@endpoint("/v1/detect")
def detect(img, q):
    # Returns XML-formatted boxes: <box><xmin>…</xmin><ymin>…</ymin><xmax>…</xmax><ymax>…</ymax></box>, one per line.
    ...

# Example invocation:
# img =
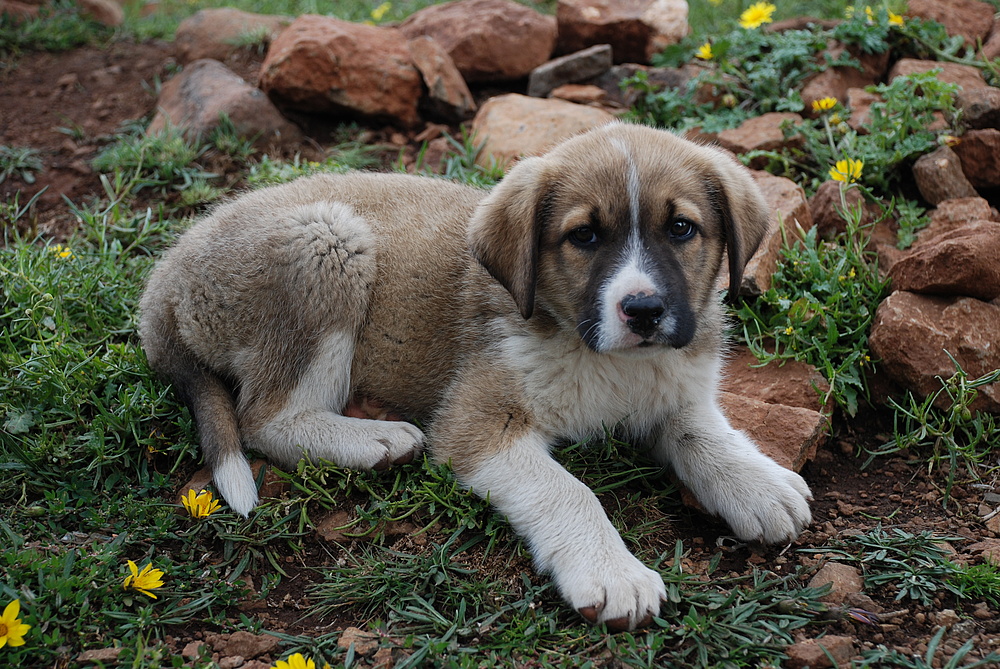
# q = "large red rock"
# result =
<box><xmin>888</xmin><ymin>58</ymin><xmax>989</xmax><ymax>92</ymax></box>
<box><xmin>952</xmin><ymin>128</ymin><xmax>1000</xmax><ymax>188</ymax></box>
<box><xmin>470</xmin><ymin>94</ymin><xmax>614</xmax><ymax>168</ymax></box>
<box><xmin>407</xmin><ymin>36</ymin><xmax>476</xmax><ymax>122</ymax></box>
<box><xmin>555</xmin><ymin>0</ymin><xmax>690</xmax><ymax>63</ymax></box>
<box><xmin>718</xmin><ymin>392</ymin><xmax>827</xmax><ymax>472</ymax></box>
<box><xmin>912</xmin><ymin>144</ymin><xmax>978</xmax><ymax>205</ymax></box>
<box><xmin>400</xmin><ymin>0</ymin><xmax>556</xmax><ymax>83</ymax></box>
<box><xmin>906</xmin><ymin>0</ymin><xmax>995</xmax><ymax>47</ymax></box>
<box><xmin>721</xmin><ymin>346</ymin><xmax>831</xmax><ymax>415</ymax></box>
<box><xmin>869</xmin><ymin>291</ymin><xmax>1000</xmax><ymax>412</ymax></box>
<box><xmin>889</xmin><ymin>221</ymin><xmax>1000</xmax><ymax>301</ymax></box>
<box><xmin>175</xmin><ymin>8</ymin><xmax>289</xmax><ymax>64</ymax></box>
<box><xmin>148</xmin><ymin>59</ymin><xmax>302</xmax><ymax>148</ymax></box>
<box><xmin>716</xmin><ymin>112</ymin><xmax>803</xmax><ymax>158</ymax></box>
<box><xmin>260</xmin><ymin>15</ymin><xmax>422</xmax><ymax>126</ymax></box>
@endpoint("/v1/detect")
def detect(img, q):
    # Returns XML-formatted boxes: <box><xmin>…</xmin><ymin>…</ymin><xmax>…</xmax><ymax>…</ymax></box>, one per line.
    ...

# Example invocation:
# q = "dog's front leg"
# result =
<box><xmin>464</xmin><ymin>431</ymin><xmax>666</xmax><ymax>630</ymax></box>
<box><xmin>653</xmin><ymin>400</ymin><xmax>812</xmax><ymax>544</ymax></box>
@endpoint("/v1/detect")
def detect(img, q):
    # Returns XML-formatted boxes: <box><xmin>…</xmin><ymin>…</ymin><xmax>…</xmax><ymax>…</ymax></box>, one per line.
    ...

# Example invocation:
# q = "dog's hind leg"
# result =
<box><xmin>241</xmin><ymin>329</ymin><xmax>425</xmax><ymax>471</ymax></box>
<box><xmin>233</xmin><ymin>201</ymin><xmax>424</xmax><ymax>476</ymax></box>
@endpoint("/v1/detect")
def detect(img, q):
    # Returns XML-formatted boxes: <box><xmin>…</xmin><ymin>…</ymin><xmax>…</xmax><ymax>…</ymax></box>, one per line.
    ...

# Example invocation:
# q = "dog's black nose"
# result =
<box><xmin>621</xmin><ymin>293</ymin><xmax>665</xmax><ymax>336</ymax></box>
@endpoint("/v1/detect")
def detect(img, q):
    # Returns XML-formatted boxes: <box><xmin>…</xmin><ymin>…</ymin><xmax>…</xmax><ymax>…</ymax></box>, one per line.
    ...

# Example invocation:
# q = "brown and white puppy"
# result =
<box><xmin>140</xmin><ymin>123</ymin><xmax>812</xmax><ymax>630</ymax></box>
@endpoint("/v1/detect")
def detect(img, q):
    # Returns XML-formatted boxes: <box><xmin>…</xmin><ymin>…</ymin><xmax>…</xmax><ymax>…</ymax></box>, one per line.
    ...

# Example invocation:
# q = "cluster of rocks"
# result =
<box><xmin>1</xmin><ymin>0</ymin><xmax>126</xmax><ymax>25</ymax></box>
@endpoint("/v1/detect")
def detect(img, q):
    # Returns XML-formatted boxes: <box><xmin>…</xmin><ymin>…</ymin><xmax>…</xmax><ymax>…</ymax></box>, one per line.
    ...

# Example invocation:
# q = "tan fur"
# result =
<box><xmin>140</xmin><ymin>123</ymin><xmax>809</xmax><ymax>630</ymax></box>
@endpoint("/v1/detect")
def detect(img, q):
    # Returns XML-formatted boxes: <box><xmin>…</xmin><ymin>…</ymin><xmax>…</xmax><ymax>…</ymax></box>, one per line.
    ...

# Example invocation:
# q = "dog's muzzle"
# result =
<box><xmin>620</xmin><ymin>292</ymin><xmax>665</xmax><ymax>338</ymax></box>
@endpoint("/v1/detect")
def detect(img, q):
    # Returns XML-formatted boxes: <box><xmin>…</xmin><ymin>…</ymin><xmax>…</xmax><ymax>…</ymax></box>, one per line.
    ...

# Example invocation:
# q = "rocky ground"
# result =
<box><xmin>3</xmin><ymin>1</ymin><xmax>1000</xmax><ymax>666</ymax></box>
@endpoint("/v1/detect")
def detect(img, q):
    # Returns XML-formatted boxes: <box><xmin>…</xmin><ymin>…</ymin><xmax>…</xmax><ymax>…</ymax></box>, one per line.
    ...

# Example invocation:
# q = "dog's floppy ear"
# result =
<box><xmin>708</xmin><ymin>152</ymin><xmax>772</xmax><ymax>302</ymax></box>
<box><xmin>468</xmin><ymin>157</ymin><xmax>551</xmax><ymax>319</ymax></box>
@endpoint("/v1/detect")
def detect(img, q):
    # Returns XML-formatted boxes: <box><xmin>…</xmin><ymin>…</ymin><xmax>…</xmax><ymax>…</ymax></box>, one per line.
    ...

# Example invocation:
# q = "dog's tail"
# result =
<box><xmin>140</xmin><ymin>310</ymin><xmax>258</xmax><ymax>517</ymax></box>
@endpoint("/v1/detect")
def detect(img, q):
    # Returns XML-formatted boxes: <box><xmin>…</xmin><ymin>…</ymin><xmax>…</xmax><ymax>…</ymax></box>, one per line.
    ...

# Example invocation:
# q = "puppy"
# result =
<box><xmin>140</xmin><ymin>123</ymin><xmax>812</xmax><ymax>630</ymax></box>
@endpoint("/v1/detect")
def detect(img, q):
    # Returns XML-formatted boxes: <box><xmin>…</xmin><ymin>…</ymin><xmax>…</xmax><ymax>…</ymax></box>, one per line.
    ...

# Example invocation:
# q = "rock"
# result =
<box><xmin>808</xmin><ymin>562</ymin><xmax>864</xmax><ymax>604</ymax></box>
<box><xmin>76</xmin><ymin>648</ymin><xmax>124</xmax><ymax>663</ymax></box>
<box><xmin>400</xmin><ymin>0</ymin><xmax>556</xmax><ymax>83</ymax></box>
<box><xmin>77</xmin><ymin>0</ymin><xmax>123</xmax><ymax>26</ymax></box>
<box><xmin>470</xmin><ymin>94</ymin><xmax>614</xmax><ymax>168</ymax></box>
<box><xmin>801</xmin><ymin>47</ymin><xmax>889</xmax><ymax>111</ymax></box>
<box><xmin>889</xmin><ymin>221</ymin><xmax>1000</xmax><ymax>300</ymax></box>
<box><xmin>556</xmin><ymin>0</ymin><xmax>689</xmax><ymax>64</ymax></box>
<box><xmin>924</xmin><ymin>197</ymin><xmax>999</xmax><ymax>244</ymax></box>
<box><xmin>721</xmin><ymin>347</ymin><xmax>831</xmax><ymax>415</ymax></box>
<box><xmin>528</xmin><ymin>44</ymin><xmax>614</xmax><ymax>98</ymax></box>
<box><xmin>182</xmin><ymin>641</ymin><xmax>206</xmax><ymax>659</ymax></box>
<box><xmin>550</xmin><ymin>84</ymin><xmax>610</xmax><ymax>105</ymax></box>
<box><xmin>906</xmin><ymin>0</ymin><xmax>995</xmax><ymax>48</ymax></box>
<box><xmin>981</xmin><ymin>18</ymin><xmax>1000</xmax><ymax>61</ymax></box>
<box><xmin>808</xmin><ymin>180</ymin><xmax>882</xmax><ymax>239</ymax></box>
<box><xmin>224</xmin><ymin>631</ymin><xmax>280</xmax><ymax>659</ymax></box>
<box><xmin>407</xmin><ymin>36</ymin><xmax>476</xmax><ymax>122</ymax></box>
<box><xmin>338</xmin><ymin>627</ymin><xmax>379</xmax><ymax>656</ymax></box>
<box><xmin>0</xmin><ymin>0</ymin><xmax>40</xmax><ymax>20</ymax></box>
<box><xmin>889</xmin><ymin>58</ymin><xmax>989</xmax><ymax>92</ymax></box>
<box><xmin>219</xmin><ymin>657</ymin><xmax>245</xmax><ymax>669</ymax></box>
<box><xmin>957</xmin><ymin>87</ymin><xmax>1000</xmax><ymax>130</ymax></box>
<box><xmin>846</xmin><ymin>87</ymin><xmax>880</xmax><ymax>132</ymax></box>
<box><xmin>869</xmin><ymin>291</ymin><xmax>1000</xmax><ymax>412</ymax></box>
<box><xmin>260</xmin><ymin>15</ymin><xmax>422</xmax><ymax>126</ymax></box>
<box><xmin>715</xmin><ymin>112</ymin><xmax>803</xmax><ymax>158</ymax></box>
<box><xmin>733</xmin><ymin>171</ymin><xmax>813</xmax><ymax>295</ymax></box>
<box><xmin>315</xmin><ymin>510</ymin><xmax>354</xmax><ymax>543</ymax></box>
<box><xmin>590</xmin><ymin>63</ymin><xmax>691</xmax><ymax>108</ymax></box>
<box><xmin>248</xmin><ymin>459</ymin><xmax>291</xmax><ymax>499</ymax></box>
<box><xmin>148</xmin><ymin>59</ymin><xmax>303</xmax><ymax>148</ymax></box>
<box><xmin>952</xmin><ymin>128</ymin><xmax>1000</xmax><ymax>188</ymax></box>
<box><xmin>967</xmin><ymin>538</ymin><xmax>1000</xmax><ymax>565</ymax></box>
<box><xmin>175</xmin><ymin>8</ymin><xmax>289</xmax><ymax>64</ymax></box>
<box><xmin>718</xmin><ymin>392</ymin><xmax>827</xmax><ymax>472</ymax></box>
<box><xmin>912</xmin><ymin>145</ymin><xmax>979</xmax><ymax>205</ymax></box>
<box><xmin>784</xmin><ymin>636</ymin><xmax>857</xmax><ymax>669</ymax></box>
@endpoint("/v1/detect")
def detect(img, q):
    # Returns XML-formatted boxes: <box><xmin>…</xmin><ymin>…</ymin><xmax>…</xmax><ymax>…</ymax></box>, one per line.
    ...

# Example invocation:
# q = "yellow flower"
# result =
<box><xmin>829</xmin><ymin>158</ymin><xmax>864</xmax><ymax>183</ymax></box>
<box><xmin>273</xmin><ymin>653</ymin><xmax>317</xmax><ymax>669</ymax></box>
<box><xmin>181</xmin><ymin>489</ymin><xmax>221</xmax><ymax>518</ymax></box>
<box><xmin>811</xmin><ymin>97</ymin><xmax>837</xmax><ymax>112</ymax></box>
<box><xmin>370</xmin><ymin>2</ymin><xmax>391</xmax><ymax>22</ymax></box>
<box><xmin>0</xmin><ymin>600</ymin><xmax>30</xmax><ymax>649</ymax></box>
<box><xmin>865</xmin><ymin>5</ymin><xmax>874</xmax><ymax>22</ymax></box>
<box><xmin>696</xmin><ymin>42</ymin><xmax>713</xmax><ymax>60</ymax></box>
<box><xmin>783</xmin><ymin>326</ymin><xmax>794</xmax><ymax>336</ymax></box>
<box><xmin>888</xmin><ymin>11</ymin><xmax>904</xmax><ymax>26</ymax></box>
<box><xmin>50</xmin><ymin>244</ymin><xmax>73</xmax><ymax>259</ymax></box>
<box><xmin>123</xmin><ymin>560</ymin><xmax>165</xmax><ymax>599</ymax></box>
<box><xmin>739</xmin><ymin>2</ymin><xmax>776</xmax><ymax>29</ymax></box>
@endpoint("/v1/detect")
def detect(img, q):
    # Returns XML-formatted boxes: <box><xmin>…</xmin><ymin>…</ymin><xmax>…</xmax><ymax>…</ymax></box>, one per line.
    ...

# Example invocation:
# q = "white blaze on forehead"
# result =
<box><xmin>611</xmin><ymin>137</ymin><xmax>642</xmax><ymax>234</ymax></box>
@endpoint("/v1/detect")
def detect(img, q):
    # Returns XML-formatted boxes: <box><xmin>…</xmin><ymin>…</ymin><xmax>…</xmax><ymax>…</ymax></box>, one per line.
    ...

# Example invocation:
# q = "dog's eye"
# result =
<box><xmin>567</xmin><ymin>226</ymin><xmax>599</xmax><ymax>248</ymax></box>
<box><xmin>668</xmin><ymin>218</ymin><xmax>697</xmax><ymax>242</ymax></box>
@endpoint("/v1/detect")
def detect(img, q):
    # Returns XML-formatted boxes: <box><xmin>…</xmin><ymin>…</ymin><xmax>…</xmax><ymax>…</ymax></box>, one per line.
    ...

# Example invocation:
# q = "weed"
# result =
<box><xmin>857</xmin><ymin>625</ymin><xmax>1000</xmax><ymax>668</ymax></box>
<box><xmin>735</xmin><ymin>186</ymin><xmax>890</xmax><ymax>415</ymax></box>
<box><xmin>0</xmin><ymin>145</ymin><xmax>44</xmax><ymax>184</ymax></box>
<box><xmin>0</xmin><ymin>0</ymin><xmax>109</xmax><ymax>60</ymax></box>
<box><xmin>863</xmin><ymin>361</ymin><xmax>1000</xmax><ymax>504</ymax></box>
<box><xmin>92</xmin><ymin>125</ymin><xmax>216</xmax><ymax>194</ymax></box>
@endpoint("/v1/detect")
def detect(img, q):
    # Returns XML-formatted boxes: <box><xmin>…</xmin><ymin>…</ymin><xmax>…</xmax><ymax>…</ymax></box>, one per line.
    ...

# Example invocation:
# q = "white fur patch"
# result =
<box><xmin>465</xmin><ymin>431</ymin><xmax>665</xmax><ymax>628</ymax></box>
<box><xmin>214</xmin><ymin>451</ymin><xmax>258</xmax><ymax>517</ymax></box>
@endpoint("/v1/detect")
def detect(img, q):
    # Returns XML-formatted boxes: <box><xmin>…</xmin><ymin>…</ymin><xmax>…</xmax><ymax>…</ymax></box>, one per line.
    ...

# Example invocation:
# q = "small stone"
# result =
<box><xmin>936</xmin><ymin>609</ymin><xmax>961</xmax><ymax>626</ymax></box>
<box><xmin>889</xmin><ymin>221</ymin><xmax>1000</xmax><ymax>300</ymax></box>
<box><xmin>528</xmin><ymin>44</ymin><xmax>614</xmax><ymax>98</ymax></box>
<box><xmin>785</xmin><ymin>636</ymin><xmax>857</xmax><ymax>669</ymax></box>
<box><xmin>76</xmin><ymin>648</ymin><xmax>124</xmax><ymax>663</ymax></box>
<box><xmin>174</xmin><ymin>8</ymin><xmax>288</xmax><ymax>64</ymax></box>
<box><xmin>808</xmin><ymin>562</ymin><xmax>864</xmax><ymax>604</ymax></box>
<box><xmin>182</xmin><ymin>641</ymin><xmax>206</xmax><ymax>659</ymax></box>
<box><xmin>77</xmin><ymin>0</ymin><xmax>123</xmax><ymax>26</ymax></box>
<box><xmin>338</xmin><ymin>627</ymin><xmax>379</xmax><ymax>656</ymax></box>
<box><xmin>549</xmin><ymin>84</ymin><xmax>609</xmax><ymax>105</ymax></box>
<box><xmin>912</xmin><ymin>145</ymin><xmax>978</xmax><ymax>205</ymax></box>
<box><xmin>224</xmin><ymin>632</ymin><xmax>280</xmax><ymax>659</ymax></box>
<box><xmin>219</xmin><ymin>656</ymin><xmax>245</xmax><ymax>669</ymax></box>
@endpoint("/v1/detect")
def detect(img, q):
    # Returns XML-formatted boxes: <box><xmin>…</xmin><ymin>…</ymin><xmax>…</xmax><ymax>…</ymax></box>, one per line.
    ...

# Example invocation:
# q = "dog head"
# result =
<box><xmin>468</xmin><ymin>122</ymin><xmax>770</xmax><ymax>355</ymax></box>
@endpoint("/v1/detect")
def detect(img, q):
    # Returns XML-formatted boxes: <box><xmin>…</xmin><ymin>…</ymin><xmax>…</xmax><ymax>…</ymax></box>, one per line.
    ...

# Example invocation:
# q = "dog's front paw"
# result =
<box><xmin>710</xmin><ymin>457</ymin><xmax>812</xmax><ymax>544</ymax></box>
<box><xmin>368</xmin><ymin>421</ymin><xmax>425</xmax><ymax>469</ymax></box>
<box><xmin>554</xmin><ymin>551</ymin><xmax>666</xmax><ymax>631</ymax></box>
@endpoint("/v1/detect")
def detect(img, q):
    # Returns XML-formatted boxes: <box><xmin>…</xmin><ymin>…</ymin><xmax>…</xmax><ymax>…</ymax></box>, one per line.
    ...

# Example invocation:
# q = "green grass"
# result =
<box><xmin>4</xmin><ymin>0</ymin><xmax>1000</xmax><ymax>666</ymax></box>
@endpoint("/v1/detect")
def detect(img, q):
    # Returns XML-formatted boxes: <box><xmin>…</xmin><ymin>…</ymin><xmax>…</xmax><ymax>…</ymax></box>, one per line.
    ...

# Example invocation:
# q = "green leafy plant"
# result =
<box><xmin>863</xmin><ymin>361</ymin><xmax>1000</xmax><ymax>504</ymax></box>
<box><xmin>735</xmin><ymin>187</ymin><xmax>890</xmax><ymax>415</ymax></box>
<box><xmin>0</xmin><ymin>145</ymin><xmax>43</xmax><ymax>184</ymax></box>
<box><xmin>91</xmin><ymin>125</ymin><xmax>216</xmax><ymax>194</ymax></box>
